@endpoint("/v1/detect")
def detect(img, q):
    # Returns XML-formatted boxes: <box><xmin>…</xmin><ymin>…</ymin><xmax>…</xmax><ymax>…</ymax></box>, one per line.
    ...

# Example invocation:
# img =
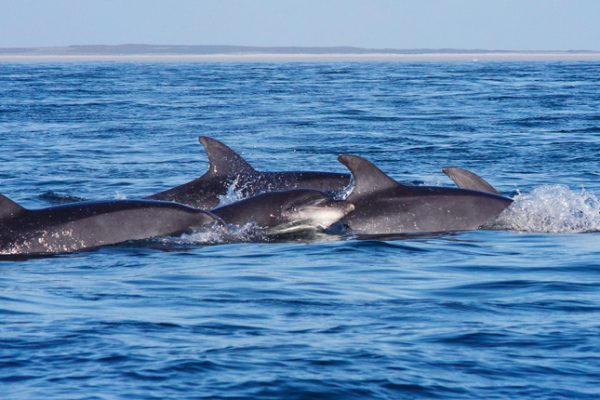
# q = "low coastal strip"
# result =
<box><xmin>1</xmin><ymin>45</ymin><xmax>600</xmax><ymax>62</ymax></box>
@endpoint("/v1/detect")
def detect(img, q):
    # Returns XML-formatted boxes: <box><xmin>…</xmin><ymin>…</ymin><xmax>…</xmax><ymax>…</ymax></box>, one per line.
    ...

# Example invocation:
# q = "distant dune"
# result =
<box><xmin>1</xmin><ymin>45</ymin><xmax>599</xmax><ymax>62</ymax></box>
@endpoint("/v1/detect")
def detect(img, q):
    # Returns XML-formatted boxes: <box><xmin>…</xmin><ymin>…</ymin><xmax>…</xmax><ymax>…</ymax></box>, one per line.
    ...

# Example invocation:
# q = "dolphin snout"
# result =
<box><xmin>341</xmin><ymin>202</ymin><xmax>355</xmax><ymax>215</ymax></box>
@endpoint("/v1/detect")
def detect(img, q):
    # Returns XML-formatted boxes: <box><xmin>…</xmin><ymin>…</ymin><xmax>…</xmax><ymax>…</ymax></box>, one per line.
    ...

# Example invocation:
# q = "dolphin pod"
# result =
<box><xmin>1</xmin><ymin>136</ymin><xmax>513</xmax><ymax>256</ymax></box>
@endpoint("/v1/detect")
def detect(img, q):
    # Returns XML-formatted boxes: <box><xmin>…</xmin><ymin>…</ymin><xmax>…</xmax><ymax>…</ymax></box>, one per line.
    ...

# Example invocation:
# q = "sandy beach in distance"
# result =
<box><xmin>1</xmin><ymin>52</ymin><xmax>600</xmax><ymax>62</ymax></box>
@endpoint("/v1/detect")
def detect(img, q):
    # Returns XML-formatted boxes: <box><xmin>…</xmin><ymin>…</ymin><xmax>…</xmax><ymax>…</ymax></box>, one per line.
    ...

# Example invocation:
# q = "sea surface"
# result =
<box><xmin>1</xmin><ymin>62</ymin><xmax>599</xmax><ymax>399</ymax></box>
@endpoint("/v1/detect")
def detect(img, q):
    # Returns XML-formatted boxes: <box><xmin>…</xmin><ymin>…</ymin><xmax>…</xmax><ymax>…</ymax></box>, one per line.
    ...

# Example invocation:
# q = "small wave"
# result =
<box><xmin>154</xmin><ymin>221</ymin><xmax>342</xmax><ymax>247</ymax></box>
<box><xmin>38</xmin><ymin>191</ymin><xmax>86</xmax><ymax>204</ymax></box>
<box><xmin>557</xmin><ymin>126</ymin><xmax>600</xmax><ymax>134</ymax></box>
<box><xmin>152</xmin><ymin>223</ymin><xmax>246</xmax><ymax>246</ymax></box>
<box><xmin>113</xmin><ymin>192</ymin><xmax>128</xmax><ymax>200</ymax></box>
<box><xmin>494</xmin><ymin>185</ymin><xmax>600</xmax><ymax>233</ymax></box>
<box><xmin>155</xmin><ymin>222</ymin><xmax>286</xmax><ymax>246</ymax></box>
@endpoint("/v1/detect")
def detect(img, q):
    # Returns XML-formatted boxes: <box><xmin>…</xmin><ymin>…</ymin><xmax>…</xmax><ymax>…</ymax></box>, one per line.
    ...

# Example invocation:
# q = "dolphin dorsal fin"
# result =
<box><xmin>338</xmin><ymin>155</ymin><xmax>402</xmax><ymax>200</ymax></box>
<box><xmin>0</xmin><ymin>193</ymin><xmax>26</xmax><ymax>219</ymax></box>
<box><xmin>442</xmin><ymin>167</ymin><xmax>499</xmax><ymax>195</ymax></box>
<box><xmin>199</xmin><ymin>136</ymin><xmax>256</xmax><ymax>177</ymax></box>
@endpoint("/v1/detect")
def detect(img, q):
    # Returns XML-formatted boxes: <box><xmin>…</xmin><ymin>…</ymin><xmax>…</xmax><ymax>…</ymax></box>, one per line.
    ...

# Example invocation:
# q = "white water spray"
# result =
<box><xmin>216</xmin><ymin>176</ymin><xmax>246</xmax><ymax>207</ymax></box>
<box><xmin>494</xmin><ymin>185</ymin><xmax>600</xmax><ymax>233</ymax></box>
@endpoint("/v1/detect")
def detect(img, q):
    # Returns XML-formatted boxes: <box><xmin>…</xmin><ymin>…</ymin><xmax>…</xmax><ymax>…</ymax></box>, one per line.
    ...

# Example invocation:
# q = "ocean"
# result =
<box><xmin>1</xmin><ymin>61</ymin><xmax>599</xmax><ymax>399</ymax></box>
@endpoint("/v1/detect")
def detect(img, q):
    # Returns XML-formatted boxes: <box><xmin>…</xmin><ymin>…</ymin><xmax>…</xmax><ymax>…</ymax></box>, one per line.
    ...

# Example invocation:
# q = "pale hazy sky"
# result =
<box><xmin>1</xmin><ymin>0</ymin><xmax>599</xmax><ymax>50</ymax></box>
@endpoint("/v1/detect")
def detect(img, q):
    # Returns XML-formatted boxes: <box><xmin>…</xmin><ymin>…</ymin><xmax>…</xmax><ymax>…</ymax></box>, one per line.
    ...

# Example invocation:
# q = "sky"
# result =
<box><xmin>1</xmin><ymin>0</ymin><xmax>599</xmax><ymax>50</ymax></box>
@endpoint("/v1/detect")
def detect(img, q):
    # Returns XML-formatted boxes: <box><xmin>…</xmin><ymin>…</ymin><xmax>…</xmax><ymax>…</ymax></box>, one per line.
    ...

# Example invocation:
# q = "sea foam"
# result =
<box><xmin>494</xmin><ymin>185</ymin><xmax>600</xmax><ymax>233</ymax></box>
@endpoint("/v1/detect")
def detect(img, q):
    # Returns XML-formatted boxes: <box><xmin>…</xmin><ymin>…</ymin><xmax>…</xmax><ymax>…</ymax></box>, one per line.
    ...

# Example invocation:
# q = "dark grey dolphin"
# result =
<box><xmin>0</xmin><ymin>194</ymin><xmax>222</xmax><ymax>256</ymax></box>
<box><xmin>337</xmin><ymin>155</ymin><xmax>513</xmax><ymax>235</ymax></box>
<box><xmin>212</xmin><ymin>189</ymin><xmax>354</xmax><ymax>235</ymax></box>
<box><xmin>148</xmin><ymin>136</ymin><xmax>350</xmax><ymax>209</ymax></box>
<box><xmin>442</xmin><ymin>167</ymin><xmax>500</xmax><ymax>195</ymax></box>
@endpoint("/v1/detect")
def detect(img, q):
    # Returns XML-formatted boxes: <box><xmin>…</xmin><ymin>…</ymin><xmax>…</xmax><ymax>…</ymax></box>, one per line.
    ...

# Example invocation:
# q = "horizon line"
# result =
<box><xmin>1</xmin><ymin>44</ymin><xmax>599</xmax><ymax>55</ymax></box>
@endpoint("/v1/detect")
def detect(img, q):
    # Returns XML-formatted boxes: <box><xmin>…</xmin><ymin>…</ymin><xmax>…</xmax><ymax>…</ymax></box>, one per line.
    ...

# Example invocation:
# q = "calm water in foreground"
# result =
<box><xmin>1</xmin><ymin>62</ymin><xmax>599</xmax><ymax>399</ymax></box>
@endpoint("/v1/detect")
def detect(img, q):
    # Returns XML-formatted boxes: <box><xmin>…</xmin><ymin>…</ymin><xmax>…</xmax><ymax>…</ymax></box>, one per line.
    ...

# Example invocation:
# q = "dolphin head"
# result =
<box><xmin>276</xmin><ymin>191</ymin><xmax>354</xmax><ymax>233</ymax></box>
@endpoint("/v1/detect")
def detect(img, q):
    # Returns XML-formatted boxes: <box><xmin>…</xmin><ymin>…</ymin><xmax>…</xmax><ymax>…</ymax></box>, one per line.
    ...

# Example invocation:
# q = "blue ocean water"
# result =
<box><xmin>1</xmin><ymin>62</ymin><xmax>599</xmax><ymax>399</ymax></box>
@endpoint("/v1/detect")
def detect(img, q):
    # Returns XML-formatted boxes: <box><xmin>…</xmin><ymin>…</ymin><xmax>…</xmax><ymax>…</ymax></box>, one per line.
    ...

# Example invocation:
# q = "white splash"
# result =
<box><xmin>333</xmin><ymin>176</ymin><xmax>354</xmax><ymax>200</ymax></box>
<box><xmin>1</xmin><ymin>228</ymin><xmax>86</xmax><ymax>255</ymax></box>
<box><xmin>159</xmin><ymin>222</ymin><xmax>262</xmax><ymax>245</ymax></box>
<box><xmin>421</xmin><ymin>175</ymin><xmax>447</xmax><ymax>187</ymax></box>
<box><xmin>494</xmin><ymin>185</ymin><xmax>600</xmax><ymax>233</ymax></box>
<box><xmin>113</xmin><ymin>192</ymin><xmax>128</xmax><ymax>200</ymax></box>
<box><xmin>177</xmin><ymin>225</ymin><xmax>234</xmax><ymax>244</ymax></box>
<box><xmin>216</xmin><ymin>176</ymin><xmax>246</xmax><ymax>207</ymax></box>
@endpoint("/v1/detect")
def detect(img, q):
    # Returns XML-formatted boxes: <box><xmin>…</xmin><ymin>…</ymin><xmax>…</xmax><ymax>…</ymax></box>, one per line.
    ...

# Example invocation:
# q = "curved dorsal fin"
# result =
<box><xmin>338</xmin><ymin>155</ymin><xmax>401</xmax><ymax>200</ymax></box>
<box><xmin>199</xmin><ymin>136</ymin><xmax>256</xmax><ymax>177</ymax></box>
<box><xmin>0</xmin><ymin>193</ymin><xmax>26</xmax><ymax>219</ymax></box>
<box><xmin>442</xmin><ymin>167</ymin><xmax>499</xmax><ymax>195</ymax></box>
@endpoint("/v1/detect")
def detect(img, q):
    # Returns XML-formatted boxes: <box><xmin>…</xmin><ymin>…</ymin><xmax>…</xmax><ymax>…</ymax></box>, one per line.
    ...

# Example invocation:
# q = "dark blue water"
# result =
<box><xmin>1</xmin><ymin>62</ymin><xmax>599</xmax><ymax>399</ymax></box>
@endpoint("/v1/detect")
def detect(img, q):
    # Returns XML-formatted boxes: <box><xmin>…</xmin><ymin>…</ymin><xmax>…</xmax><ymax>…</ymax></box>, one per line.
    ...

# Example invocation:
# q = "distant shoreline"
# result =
<box><xmin>2</xmin><ymin>52</ymin><xmax>600</xmax><ymax>63</ymax></box>
<box><xmin>2</xmin><ymin>45</ymin><xmax>599</xmax><ymax>62</ymax></box>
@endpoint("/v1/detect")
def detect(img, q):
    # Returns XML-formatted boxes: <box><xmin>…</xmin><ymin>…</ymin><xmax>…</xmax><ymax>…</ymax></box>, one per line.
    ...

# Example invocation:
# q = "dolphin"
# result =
<box><xmin>148</xmin><ymin>136</ymin><xmax>351</xmax><ymax>209</ymax></box>
<box><xmin>337</xmin><ymin>155</ymin><xmax>513</xmax><ymax>235</ymax></box>
<box><xmin>441</xmin><ymin>167</ymin><xmax>500</xmax><ymax>195</ymax></box>
<box><xmin>212</xmin><ymin>189</ymin><xmax>354</xmax><ymax>235</ymax></box>
<box><xmin>0</xmin><ymin>194</ymin><xmax>222</xmax><ymax>256</ymax></box>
